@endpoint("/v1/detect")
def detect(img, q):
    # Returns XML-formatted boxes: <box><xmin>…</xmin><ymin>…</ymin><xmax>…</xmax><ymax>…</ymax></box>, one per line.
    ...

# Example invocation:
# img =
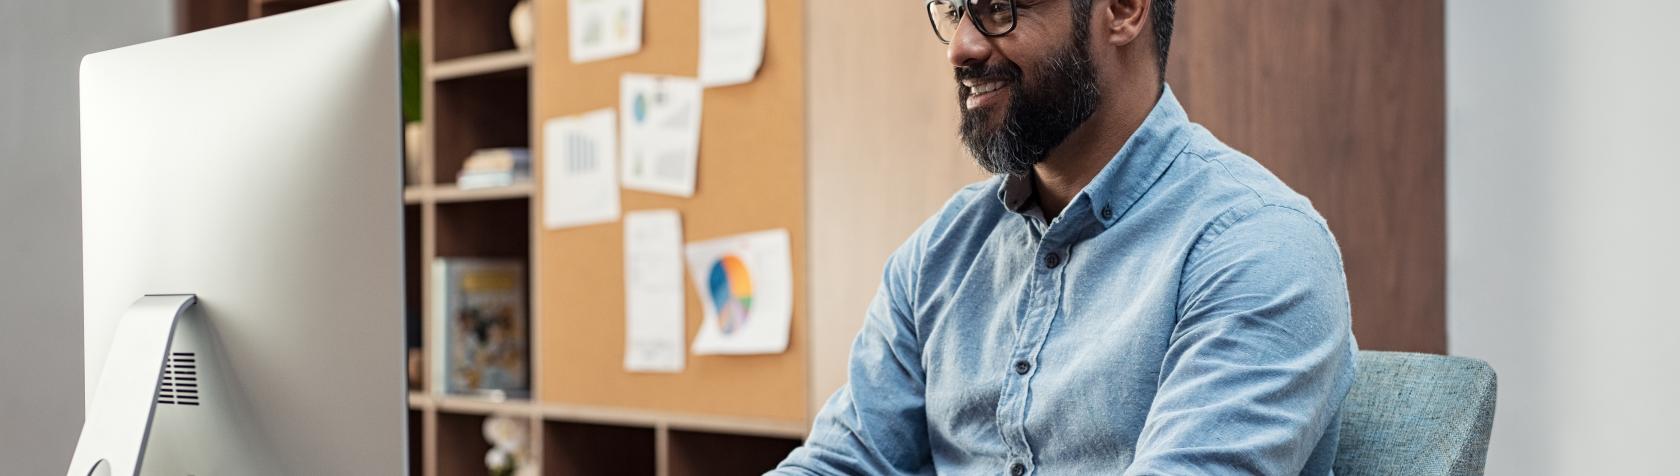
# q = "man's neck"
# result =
<box><xmin>1029</xmin><ymin>87</ymin><xmax>1157</xmax><ymax>221</ymax></box>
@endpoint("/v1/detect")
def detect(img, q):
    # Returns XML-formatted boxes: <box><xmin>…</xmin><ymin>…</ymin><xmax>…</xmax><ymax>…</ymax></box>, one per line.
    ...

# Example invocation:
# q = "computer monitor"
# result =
<box><xmin>72</xmin><ymin>0</ymin><xmax>405</xmax><ymax>473</ymax></box>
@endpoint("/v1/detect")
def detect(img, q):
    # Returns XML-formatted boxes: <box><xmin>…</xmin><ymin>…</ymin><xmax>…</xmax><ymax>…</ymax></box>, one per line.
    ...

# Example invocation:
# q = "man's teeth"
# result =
<box><xmin>969</xmin><ymin>81</ymin><xmax>1004</xmax><ymax>95</ymax></box>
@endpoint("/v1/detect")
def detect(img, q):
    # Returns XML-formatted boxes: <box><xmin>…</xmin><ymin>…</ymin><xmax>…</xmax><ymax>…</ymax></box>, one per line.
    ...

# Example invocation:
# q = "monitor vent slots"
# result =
<box><xmin>157</xmin><ymin>352</ymin><xmax>200</xmax><ymax>406</ymax></box>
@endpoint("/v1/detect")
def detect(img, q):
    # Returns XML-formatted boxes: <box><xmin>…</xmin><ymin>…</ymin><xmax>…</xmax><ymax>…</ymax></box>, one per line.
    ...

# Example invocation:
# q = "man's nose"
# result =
<box><xmin>946</xmin><ymin>14</ymin><xmax>993</xmax><ymax>69</ymax></box>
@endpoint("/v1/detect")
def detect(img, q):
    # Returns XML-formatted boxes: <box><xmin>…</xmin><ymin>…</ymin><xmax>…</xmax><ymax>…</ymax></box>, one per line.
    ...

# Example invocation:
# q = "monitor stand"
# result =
<box><xmin>66</xmin><ymin>294</ymin><xmax>197</xmax><ymax>476</ymax></box>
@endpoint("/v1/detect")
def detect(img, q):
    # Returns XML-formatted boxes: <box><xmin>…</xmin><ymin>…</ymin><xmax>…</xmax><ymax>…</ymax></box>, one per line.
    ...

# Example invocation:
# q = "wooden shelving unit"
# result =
<box><xmin>414</xmin><ymin>0</ymin><xmax>807</xmax><ymax>474</ymax></box>
<box><xmin>417</xmin><ymin>0</ymin><xmax>539</xmax><ymax>463</ymax></box>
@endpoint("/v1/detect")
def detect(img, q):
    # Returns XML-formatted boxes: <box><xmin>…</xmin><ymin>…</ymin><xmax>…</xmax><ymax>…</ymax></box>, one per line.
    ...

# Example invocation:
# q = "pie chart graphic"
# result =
<box><xmin>707</xmin><ymin>255</ymin><xmax>754</xmax><ymax>335</ymax></box>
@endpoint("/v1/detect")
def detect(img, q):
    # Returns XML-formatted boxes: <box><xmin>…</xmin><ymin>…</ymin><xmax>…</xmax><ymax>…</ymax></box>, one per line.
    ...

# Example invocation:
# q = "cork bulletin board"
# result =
<box><xmin>532</xmin><ymin>0</ymin><xmax>809</xmax><ymax>424</ymax></box>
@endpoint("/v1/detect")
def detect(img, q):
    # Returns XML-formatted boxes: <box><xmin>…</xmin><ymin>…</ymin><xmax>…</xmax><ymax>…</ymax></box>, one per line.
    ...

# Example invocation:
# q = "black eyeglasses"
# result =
<box><xmin>926</xmin><ymin>0</ymin><xmax>1019</xmax><ymax>45</ymax></box>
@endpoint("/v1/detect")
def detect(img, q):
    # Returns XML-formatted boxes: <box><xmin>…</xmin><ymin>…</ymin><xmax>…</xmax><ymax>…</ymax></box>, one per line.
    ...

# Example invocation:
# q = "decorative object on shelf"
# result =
<box><xmin>510</xmin><ymin>1</ymin><xmax>534</xmax><ymax>53</ymax></box>
<box><xmin>457</xmin><ymin>147</ymin><xmax>532</xmax><ymax>189</ymax></box>
<box><xmin>482</xmin><ymin>414</ymin><xmax>534</xmax><ymax>476</ymax></box>
<box><xmin>431</xmin><ymin>258</ymin><xmax>530</xmax><ymax>398</ymax></box>
<box><xmin>408</xmin><ymin>347</ymin><xmax>425</xmax><ymax>390</ymax></box>
<box><xmin>405</xmin><ymin>122</ymin><xmax>426</xmax><ymax>185</ymax></box>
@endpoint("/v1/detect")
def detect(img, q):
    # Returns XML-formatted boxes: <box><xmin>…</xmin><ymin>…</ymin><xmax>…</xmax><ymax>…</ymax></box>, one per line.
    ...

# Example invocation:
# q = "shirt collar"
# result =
<box><xmin>995</xmin><ymin>85</ymin><xmax>1193</xmax><ymax>229</ymax></box>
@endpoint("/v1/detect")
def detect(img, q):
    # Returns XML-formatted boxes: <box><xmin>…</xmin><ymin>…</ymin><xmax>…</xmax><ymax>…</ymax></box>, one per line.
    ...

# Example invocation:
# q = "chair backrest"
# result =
<box><xmin>1333</xmin><ymin>351</ymin><xmax>1498</xmax><ymax>476</ymax></box>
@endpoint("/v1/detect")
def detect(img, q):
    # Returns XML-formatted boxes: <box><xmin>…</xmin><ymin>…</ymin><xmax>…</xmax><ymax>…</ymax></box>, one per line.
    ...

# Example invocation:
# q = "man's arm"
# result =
<box><xmin>1126</xmin><ymin>205</ymin><xmax>1358</xmax><ymax>475</ymax></box>
<box><xmin>771</xmin><ymin>235</ymin><xmax>935</xmax><ymax>475</ymax></box>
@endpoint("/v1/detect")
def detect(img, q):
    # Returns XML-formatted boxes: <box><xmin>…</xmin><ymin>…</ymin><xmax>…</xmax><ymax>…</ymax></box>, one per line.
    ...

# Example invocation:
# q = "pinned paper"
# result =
<box><xmin>569</xmin><ymin>0</ymin><xmax>643</xmax><ymax>63</ymax></box>
<box><xmin>542</xmin><ymin>109</ymin><xmax>620</xmax><ymax>229</ymax></box>
<box><xmin>620</xmin><ymin>74</ymin><xmax>702</xmax><ymax>197</ymax></box>
<box><xmin>624</xmin><ymin>210</ymin><xmax>686</xmax><ymax>372</ymax></box>
<box><xmin>685</xmin><ymin>229</ymin><xmax>792</xmax><ymax>355</ymax></box>
<box><xmin>697</xmin><ymin>0</ymin><xmax>765</xmax><ymax>87</ymax></box>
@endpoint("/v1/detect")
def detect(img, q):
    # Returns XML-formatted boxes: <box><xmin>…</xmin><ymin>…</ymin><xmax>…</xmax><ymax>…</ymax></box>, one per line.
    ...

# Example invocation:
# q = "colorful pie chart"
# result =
<box><xmin>707</xmin><ymin>255</ymin><xmax>753</xmax><ymax>335</ymax></box>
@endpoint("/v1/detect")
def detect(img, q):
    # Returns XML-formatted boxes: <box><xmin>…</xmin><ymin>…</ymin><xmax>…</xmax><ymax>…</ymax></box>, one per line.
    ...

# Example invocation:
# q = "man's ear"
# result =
<box><xmin>1100</xmin><ymin>0</ymin><xmax>1148</xmax><ymax>47</ymax></box>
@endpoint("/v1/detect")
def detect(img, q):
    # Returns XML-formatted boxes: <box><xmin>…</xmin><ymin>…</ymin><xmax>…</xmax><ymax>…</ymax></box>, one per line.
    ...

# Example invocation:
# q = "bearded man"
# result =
<box><xmin>774</xmin><ymin>0</ymin><xmax>1357</xmax><ymax>474</ymax></box>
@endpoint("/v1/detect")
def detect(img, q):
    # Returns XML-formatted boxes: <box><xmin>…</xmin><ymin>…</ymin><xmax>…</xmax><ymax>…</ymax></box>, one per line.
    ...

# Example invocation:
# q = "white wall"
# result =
<box><xmin>1447</xmin><ymin>0</ymin><xmax>1680</xmax><ymax>473</ymax></box>
<box><xmin>0</xmin><ymin>0</ymin><xmax>172</xmax><ymax>471</ymax></box>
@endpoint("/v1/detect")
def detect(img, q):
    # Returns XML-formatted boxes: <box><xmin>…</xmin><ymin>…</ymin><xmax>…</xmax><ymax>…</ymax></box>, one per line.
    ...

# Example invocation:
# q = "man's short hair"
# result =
<box><xmin>1072</xmin><ymin>0</ymin><xmax>1176</xmax><ymax>80</ymax></box>
<box><xmin>1151</xmin><ymin>0</ymin><xmax>1176</xmax><ymax>79</ymax></box>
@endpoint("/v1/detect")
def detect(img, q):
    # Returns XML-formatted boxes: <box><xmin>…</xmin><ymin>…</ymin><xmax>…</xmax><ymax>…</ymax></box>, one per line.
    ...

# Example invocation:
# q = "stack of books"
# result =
<box><xmin>456</xmin><ymin>147</ymin><xmax>531</xmax><ymax>189</ymax></box>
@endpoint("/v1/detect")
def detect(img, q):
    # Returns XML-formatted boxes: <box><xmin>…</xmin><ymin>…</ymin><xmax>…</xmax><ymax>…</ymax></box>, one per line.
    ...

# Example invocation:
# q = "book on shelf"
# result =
<box><xmin>456</xmin><ymin>170</ymin><xmax>529</xmax><ymax>190</ymax></box>
<box><xmin>456</xmin><ymin>147</ymin><xmax>531</xmax><ymax>190</ymax></box>
<box><xmin>431</xmin><ymin>258</ymin><xmax>530</xmax><ymax>400</ymax></box>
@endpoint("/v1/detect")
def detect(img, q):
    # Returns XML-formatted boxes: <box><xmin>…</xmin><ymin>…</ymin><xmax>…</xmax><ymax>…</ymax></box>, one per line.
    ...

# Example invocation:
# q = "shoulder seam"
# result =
<box><xmin>1192</xmin><ymin>203</ymin><xmax>1325</xmax><ymax>258</ymax></box>
<box><xmin>1185</xmin><ymin>149</ymin><xmax>1268</xmax><ymax>208</ymax></box>
<box><xmin>1176</xmin><ymin>204</ymin><xmax>1340</xmax><ymax>319</ymax></box>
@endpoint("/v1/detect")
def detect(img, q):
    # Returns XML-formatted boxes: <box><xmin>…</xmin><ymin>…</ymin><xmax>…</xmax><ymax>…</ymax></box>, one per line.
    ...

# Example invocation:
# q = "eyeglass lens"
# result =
<box><xmin>927</xmin><ymin>0</ymin><xmax>1015</xmax><ymax>44</ymax></box>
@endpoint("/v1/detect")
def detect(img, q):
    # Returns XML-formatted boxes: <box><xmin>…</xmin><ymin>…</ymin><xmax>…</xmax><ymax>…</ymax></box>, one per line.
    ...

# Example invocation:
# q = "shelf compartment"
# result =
<box><xmin>404</xmin><ymin>203</ymin><xmax>423</xmax><ymax>343</ymax></box>
<box><xmin>431</xmin><ymin>50</ymin><xmax>530</xmax><ymax>82</ymax></box>
<box><xmin>432</xmin><ymin>0</ymin><xmax>523</xmax><ymax>61</ymax></box>
<box><xmin>542</xmin><ymin>421</ymin><xmax>656</xmax><ymax>476</ymax></box>
<box><xmin>435</xmin><ymin>199</ymin><xmax>530</xmax><ymax>260</ymax></box>
<box><xmin>409</xmin><ymin>409</ymin><xmax>425</xmax><ymax>475</ymax></box>
<box><xmin>255</xmin><ymin>0</ymin><xmax>331</xmax><ymax>17</ymax></box>
<box><xmin>177</xmin><ymin>0</ymin><xmax>246</xmax><ymax>33</ymax></box>
<box><xmin>431</xmin><ymin>71</ymin><xmax>529</xmax><ymax>188</ymax></box>
<box><xmin>436</xmin><ymin>411</ymin><xmax>495</xmax><ymax>476</ymax></box>
<box><xmin>667</xmin><ymin>429</ymin><xmax>803</xmax><ymax>476</ymax></box>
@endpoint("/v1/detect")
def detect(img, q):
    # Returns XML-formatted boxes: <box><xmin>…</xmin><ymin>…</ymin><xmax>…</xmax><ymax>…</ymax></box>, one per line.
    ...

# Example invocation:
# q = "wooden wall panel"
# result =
<box><xmin>532</xmin><ymin>0</ymin><xmax>809</xmax><ymax>423</ymax></box>
<box><xmin>1168</xmin><ymin>1</ymin><xmax>1447</xmax><ymax>352</ymax></box>
<box><xmin>805</xmin><ymin>3</ymin><xmax>986</xmax><ymax>418</ymax></box>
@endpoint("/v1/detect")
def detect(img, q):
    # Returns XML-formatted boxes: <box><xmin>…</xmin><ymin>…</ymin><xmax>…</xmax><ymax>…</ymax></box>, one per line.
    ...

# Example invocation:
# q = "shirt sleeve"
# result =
<box><xmin>1125</xmin><ymin>205</ymin><xmax>1358</xmax><ymax>476</ymax></box>
<box><xmin>770</xmin><ymin>232</ymin><xmax>936</xmax><ymax>476</ymax></box>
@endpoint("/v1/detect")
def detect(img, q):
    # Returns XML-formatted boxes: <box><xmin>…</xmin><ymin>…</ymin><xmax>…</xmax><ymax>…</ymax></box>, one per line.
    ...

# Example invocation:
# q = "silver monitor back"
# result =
<box><xmin>78</xmin><ymin>0</ymin><xmax>405</xmax><ymax>472</ymax></box>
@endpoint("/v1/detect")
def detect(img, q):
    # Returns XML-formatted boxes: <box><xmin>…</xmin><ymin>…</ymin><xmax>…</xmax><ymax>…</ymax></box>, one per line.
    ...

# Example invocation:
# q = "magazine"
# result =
<box><xmin>430</xmin><ymin>258</ymin><xmax>530</xmax><ymax>399</ymax></box>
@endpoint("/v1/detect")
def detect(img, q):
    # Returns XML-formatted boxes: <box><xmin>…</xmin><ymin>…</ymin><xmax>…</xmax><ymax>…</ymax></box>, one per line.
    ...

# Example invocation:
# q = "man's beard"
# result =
<box><xmin>957</xmin><ymin>35</ymin><xmax>1101</xmax><ymax>177</ymax></box>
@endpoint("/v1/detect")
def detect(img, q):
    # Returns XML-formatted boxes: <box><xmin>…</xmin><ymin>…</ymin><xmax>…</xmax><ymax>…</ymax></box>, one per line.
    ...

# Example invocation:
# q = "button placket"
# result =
<box><xmin>1020</xmin><ymin>240</ymin><xmax>1074</xmax><ymax>465</ymax></box>
<box><xmin>999</xmin><ymin>240</ymin><xmax>1069</xmax><ymax>470</ymax></box>
<box><xmin>995</xmin><ymin>253</ymin><xmax>1048</xmax><ymax>463</ymax></box>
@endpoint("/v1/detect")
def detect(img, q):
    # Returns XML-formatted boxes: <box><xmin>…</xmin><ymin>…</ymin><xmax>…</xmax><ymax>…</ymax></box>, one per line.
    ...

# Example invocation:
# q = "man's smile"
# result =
<box><xmin>963</xmin><ymin>78</ymin><xmax>1010</xmax><ymax>109</ymax></box>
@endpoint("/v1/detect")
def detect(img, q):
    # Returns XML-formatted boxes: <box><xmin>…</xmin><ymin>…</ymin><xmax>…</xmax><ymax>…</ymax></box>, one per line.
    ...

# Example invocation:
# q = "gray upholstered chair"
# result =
<box><xmin>1333</xmin><ymin>351</ymin><xmax>1498</xmax><ymax>476</ymax></box>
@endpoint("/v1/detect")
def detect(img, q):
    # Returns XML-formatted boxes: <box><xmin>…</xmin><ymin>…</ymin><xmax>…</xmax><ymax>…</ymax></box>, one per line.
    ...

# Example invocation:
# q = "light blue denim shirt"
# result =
<box><xmin>774</xmin><ymin>87</ymin><xmax>1357</xmax><ymax>475</ymax></box>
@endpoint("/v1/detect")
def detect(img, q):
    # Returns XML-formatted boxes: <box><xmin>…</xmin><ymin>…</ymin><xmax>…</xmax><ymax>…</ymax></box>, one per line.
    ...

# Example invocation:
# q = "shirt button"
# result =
<box><xmin>1043</xmin><ymin>253</ymin><xmax>1061</xmax><ymax>269</ymax></box>
<box><xmin>1014</xmin><ymin>360</ymin><xmax>1031</xmax><ymax>375</ymax></box>
<box><xmin>1011</xmin><ymin>462</ymin><xmax>1026</xmax><ymax>476</ymax></box>
<box><xmin>1101</xmin><ymin>205</ymin><xmax>1114</xmax><ymax>220</ymax></box>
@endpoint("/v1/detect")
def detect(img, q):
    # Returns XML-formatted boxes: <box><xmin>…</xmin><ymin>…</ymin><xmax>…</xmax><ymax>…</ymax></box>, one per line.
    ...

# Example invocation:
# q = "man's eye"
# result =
<box><xmin>984</xmin><ymin>0</ymin><xmax>1011</xmax><ymax>14</ymax></box>
<box><xmin>936</xmin><ymin>2</ymin><xmax>963</xmax><ymax>22</ymax></box>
